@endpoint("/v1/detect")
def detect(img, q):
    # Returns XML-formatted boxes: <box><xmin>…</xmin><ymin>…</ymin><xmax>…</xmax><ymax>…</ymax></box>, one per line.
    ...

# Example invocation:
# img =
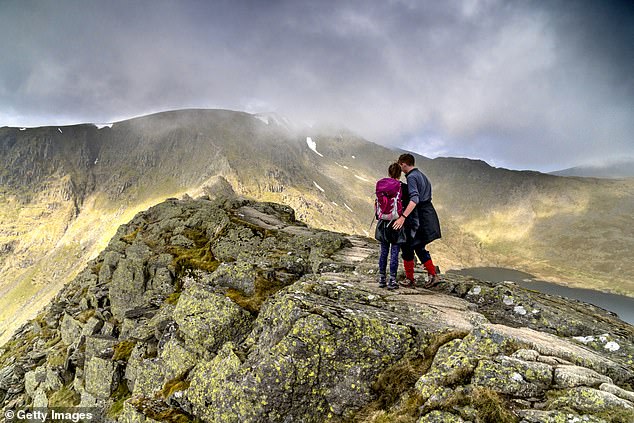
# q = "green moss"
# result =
<box><xmin>471</xmin><ymin>387</ymin><xmax>518</xmax><ymax>423</ymax></box>
<box><xmin>76</xmin><ymin>308</ymin><xmax>96</xmax><ymax>323</ymax></box>
<box><xmin>112</xmin><ymin>340</ymin><xmax>137</xmax><ymax>361</ymax></box>
<box><xmin>107</xmin><ymin>382</ymin><xmax>131</xmax><ymax>419</ymax></box>
<box><xmin>595</xmin><ymin>409</ymin><xmax>634</xmax><ymax>423</ymax></box>
<box><xmin>91</xmin><ymin>261</ymin><xmax>103</xmax><ymax>275</ymax></box>
<box><xmin>48</xmin><ymin>385</ymin><xmax>81</xmax><ymax>408</ymax></box>
<box><xmin>169</xmin><ymin>228</ymin><xmax>220</xmax><ymax>277</ymax></box>
<box><xmin>46</xmin><ymin>340</ymin><xmax>68</xmax><ymax>367</ymax></box>
<box><xmin>120</xmin><ymin>228</ymin><xmax>141</xmax><ymax>243</ymax></box>
<box><xmin>159</xmin><ymin>378</ymin><xmax>191</xmax><ymax>399</ymax></box>
<box><xmin>225</xmin><ymin>274</ymin><xmax>286</xmax><ymax>314</ymax></box>
<box><xmin>0</xmin><ymin>329</ymin><xmax>37</xmax><ymax>364</ymax></box>
<box><xmin>165</xmin><ymin>292</ymin><xmax>181</xmax><ymax>305</ymax></box>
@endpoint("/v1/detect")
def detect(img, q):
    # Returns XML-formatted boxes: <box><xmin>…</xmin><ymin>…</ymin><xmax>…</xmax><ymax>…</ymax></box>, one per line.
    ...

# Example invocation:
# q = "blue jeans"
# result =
<box><xmin>379</xmin><ymin>242</ymin><xmax>401</xmax><ymax>277</ymax></box>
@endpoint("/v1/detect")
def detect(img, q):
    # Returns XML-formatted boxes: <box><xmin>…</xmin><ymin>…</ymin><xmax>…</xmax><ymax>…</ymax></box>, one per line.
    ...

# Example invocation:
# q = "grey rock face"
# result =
<box><xmin>84</xmin><ymin>357</ymin><xmax>119</xmax><ymax>399</ymax></box>
<box><xmin>1</xmin><ymin>197</ymin><xmax>633</xmax><ymax>423</ymax></box>
<box><xmin>173</xmin><ymin>283</ymin><xmax>252</xmax><ymax>355</ymax></box>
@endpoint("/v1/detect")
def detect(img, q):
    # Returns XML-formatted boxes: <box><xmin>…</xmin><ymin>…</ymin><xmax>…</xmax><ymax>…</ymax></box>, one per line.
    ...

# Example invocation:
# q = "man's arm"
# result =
<box><xmin>393</xmin><ymin>200</ymin><xmax>416</xmax><ymax>230</ymax></box>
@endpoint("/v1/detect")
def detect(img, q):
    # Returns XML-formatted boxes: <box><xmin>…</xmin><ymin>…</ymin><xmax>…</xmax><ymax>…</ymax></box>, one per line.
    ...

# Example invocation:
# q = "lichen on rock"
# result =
<box><xmin>1</xmin><ymin>197</ymin><xmax>633</xmax><ymax>423</ymax></box>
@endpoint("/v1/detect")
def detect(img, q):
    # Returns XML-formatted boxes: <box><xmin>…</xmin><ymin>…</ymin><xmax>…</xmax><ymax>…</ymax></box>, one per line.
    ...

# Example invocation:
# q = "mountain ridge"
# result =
<box><xmin>1</xmin><ymin>108</ymin><xmax>633</xmax><ymax>345</ymax></box>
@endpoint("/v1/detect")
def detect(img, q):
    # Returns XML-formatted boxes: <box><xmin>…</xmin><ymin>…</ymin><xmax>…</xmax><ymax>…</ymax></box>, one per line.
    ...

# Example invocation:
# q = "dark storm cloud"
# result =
<box><xmin>0</xmin><ymin>0</ymin><xmax>632</xmax><ymax>170</ymax></box>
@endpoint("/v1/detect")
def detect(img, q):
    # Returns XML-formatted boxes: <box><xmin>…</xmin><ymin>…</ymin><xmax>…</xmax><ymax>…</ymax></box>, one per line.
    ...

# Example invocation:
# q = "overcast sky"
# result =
<box><xmin>1</xmin><ymin>0</ymin><xmax>632</xmax><ymax>171</ymax></box>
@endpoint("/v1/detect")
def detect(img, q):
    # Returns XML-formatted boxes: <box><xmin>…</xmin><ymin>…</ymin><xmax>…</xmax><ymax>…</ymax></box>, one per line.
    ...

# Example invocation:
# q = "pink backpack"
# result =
<box><xmin>375</xmin><ymin>178</ymin><xmax>402</xmax><ymax>221</ymax></box>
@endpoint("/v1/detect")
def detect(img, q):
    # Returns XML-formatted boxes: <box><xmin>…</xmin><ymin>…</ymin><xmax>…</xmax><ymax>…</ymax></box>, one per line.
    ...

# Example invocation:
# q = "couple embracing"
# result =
<box><xmin>374</xmin><ymin>153</ymin><xmax>441</xmax><ymax>290</ymax></box>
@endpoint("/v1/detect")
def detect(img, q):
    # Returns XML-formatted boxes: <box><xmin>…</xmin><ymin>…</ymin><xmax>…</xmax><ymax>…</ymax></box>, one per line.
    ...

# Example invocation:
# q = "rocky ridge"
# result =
<box><xmin>0</xmin><ymin>196</ymin><xmax>633</xmax><ymax>423</ymax></box>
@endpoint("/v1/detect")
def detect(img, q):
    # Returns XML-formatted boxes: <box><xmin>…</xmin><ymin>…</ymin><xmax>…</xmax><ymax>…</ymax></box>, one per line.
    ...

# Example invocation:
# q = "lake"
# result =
<box><xmin>449</xmin><ymin>267</ymin><xmax>634</xmax><ymax>326</ymax></box>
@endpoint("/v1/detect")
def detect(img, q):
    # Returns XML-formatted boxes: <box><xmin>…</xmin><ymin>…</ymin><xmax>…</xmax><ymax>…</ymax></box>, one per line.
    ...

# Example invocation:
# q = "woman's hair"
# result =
<box><xmin>388</xmin><ymin>162</ymin><xmax>402</xmax><ymax>179</ymax></box>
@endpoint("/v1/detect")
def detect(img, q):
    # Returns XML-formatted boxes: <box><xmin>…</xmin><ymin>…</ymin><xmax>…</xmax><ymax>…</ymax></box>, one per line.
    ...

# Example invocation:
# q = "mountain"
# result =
<box><xmin>551</xmin><ymin>159</ymin><xmax>634</xmax><ymax>179</ymax></box>
<box><xmin>1</xmin><ymin>197</ymin><xmax>633</xmax><ymax>421</ymax></box>
<box><xmin>1</xmin><ymin>109</ymin><xmax>633</xmax><ymax>344</ymax></box>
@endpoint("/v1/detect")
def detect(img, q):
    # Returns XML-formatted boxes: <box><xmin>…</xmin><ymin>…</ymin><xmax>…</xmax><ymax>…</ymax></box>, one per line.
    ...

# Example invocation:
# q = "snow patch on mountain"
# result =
<box><xmin>254</xmin><ymin>115</ymin><xmax>270</xmax><ymax>125</ymax></box>
<box><xmin>313</xmin><ymin>181</ymin><xmax>325</xmax><ymax>192</ymax></box>
<box><xmin>307</xmin><ymin>137</ymin><xmax>324</xmax><ymax>157</ymax></box>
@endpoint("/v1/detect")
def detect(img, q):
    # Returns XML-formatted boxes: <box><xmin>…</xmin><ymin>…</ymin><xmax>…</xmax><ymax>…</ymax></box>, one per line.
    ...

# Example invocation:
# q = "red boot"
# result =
<box><xmin>401</xmin><ymin>259</ymin><xmax>416</xmax><ymax>287</ymax></box>
<box><xmin>423</xmin><ymin>259</ymin><xmax>437</xmax><ymax>276</ymax></box>
<box><xmin>423</xmin><ymin>259</ymin><xmax>442</xmax><ymax>288</ymax></box>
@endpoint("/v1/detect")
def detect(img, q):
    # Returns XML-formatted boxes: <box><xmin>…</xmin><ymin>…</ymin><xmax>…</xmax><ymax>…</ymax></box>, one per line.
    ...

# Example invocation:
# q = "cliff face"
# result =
<box><xmin>0</xmin><ymin>197</ymin><xmax>632</xmax><ymax>422</ymax></box>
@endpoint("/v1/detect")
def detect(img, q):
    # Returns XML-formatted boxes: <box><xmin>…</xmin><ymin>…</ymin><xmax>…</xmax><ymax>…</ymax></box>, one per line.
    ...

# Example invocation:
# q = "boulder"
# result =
<box><xmin>472</xmin><ymin>356</ymin><xmax>553</xmax><ymax>397</ymax></box>
<box><xmin>173</xmin><ymin>283</ymin><xmax>252</xmax><ymax>355</ymax></box>
<box><xmin>548</xmin><ymin>386</ymin><xmax>634</xmax><ymax>413</ymax></box>
<box><xmin>84</xmin><ymin>357</ymin><xmax>119</xmax><ymax>399</ymax></box>
<box><xmin>60</xmin><ymin>313</ymin><xmax>84</xmax><ymax>346</ymax></box>
<box><xmin>554</xmin><ymin>365</ymin><xmax>613</xmax><ymax>388</ymax></box>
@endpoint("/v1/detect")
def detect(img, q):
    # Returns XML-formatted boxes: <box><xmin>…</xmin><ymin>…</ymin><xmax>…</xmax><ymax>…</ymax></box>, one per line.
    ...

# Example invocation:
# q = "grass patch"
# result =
<box><xmin>354</xmin><ymin>330</ymin><xmax>469</xmax><ymax>422</ymax></box>
<box><xmin>91</xmin><ymin>261</ymin><xmax>103</xmax><ymax>275</ymax></box>
<box><xmin>120</xmin><ymin>228</ymin><xmax>141</xmax><ymax>243</ymax></box>
<box><xmin>169</xmin><ymin>228</ymin><xmax>220</xmax><ymax>277</ymax></box>
<box><xmin>44</xmin><ymin>334</ymin><xmax>62</xmax><ymax>348</ymax></box>
<box><xmin>159</xmin><ymin>378</ymin><xmax>191</xmax><ymax>399</ymax></box>
<box><xmin>165</xmin><ymin>292</ymin><xmax>181</xmax><ymax>305</ymax></box>
<box><xmin>225</xmin><ymin>274</ymin><xmax>286</xmax><ymax>314</ymax></box>
<box><xmin>76</xmin><ymin>309</ymin><xmax>96</xmax><ymax>323</ymax></box>
<box><xmin>107</xmin><ymin>382</ymin><xmax>131</xmax><ymax>419</ymax></box>
<box><xmin>46</xmin><ymin>340</ymin><xmax>68</xmax><ymax>367</ymax></box>
<box><xmin>471</xmin><ymin>387</ymin><xmax>518</xmax><ymax>423</ymax></box>
<box><xmin>48</xmin><ymin>385</ymin><xmax>81</xmax><ymax>408</ymax></box>
<box><xmin>0</xmin><ymin>329</ymin><xmax>37</xmax><ymax>365</ymax></box>
<box><xmin>595</xmin><ymin>409</ymin><xmax>634</xmax><ymax>423</ymax></box>
<box><xmin>112</xmin><ymin>340</ymin><xmax>137</xmax><ymax>361</ymax></box>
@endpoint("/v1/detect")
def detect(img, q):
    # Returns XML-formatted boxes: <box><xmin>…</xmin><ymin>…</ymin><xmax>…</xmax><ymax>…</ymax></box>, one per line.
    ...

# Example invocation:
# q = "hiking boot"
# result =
<box><xmin>399</xmin><ymin>278</ymin><xmax>416</xmax><ymax>288</ymax></box>
<box><xmin>379</xmin><ymin>274</ymin><xmax>387</xmax><ymax>288</ymax></box>
<box><xmin>423</xmin><ymin>273</ymin><xmax>442</xmax><ymax>289</ymax></box>
<box><xmin>387</xmin><ymin>276</ymin><xmax>399</xmax><ymax>290</ymax></box>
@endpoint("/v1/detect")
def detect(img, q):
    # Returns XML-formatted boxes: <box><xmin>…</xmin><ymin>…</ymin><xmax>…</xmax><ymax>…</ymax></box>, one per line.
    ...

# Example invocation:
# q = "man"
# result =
<box><xmin>392</xmin><ymin>153</ymin><xmax>442</xmax><ymax>288</ymax></box>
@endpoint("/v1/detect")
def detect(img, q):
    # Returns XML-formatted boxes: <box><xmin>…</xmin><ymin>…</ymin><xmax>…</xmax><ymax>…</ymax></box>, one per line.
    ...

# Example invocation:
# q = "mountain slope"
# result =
<box><xmin>1</xmin><ymin>109</ymin><xmax>633</xmax><ymax>343</ymax></box>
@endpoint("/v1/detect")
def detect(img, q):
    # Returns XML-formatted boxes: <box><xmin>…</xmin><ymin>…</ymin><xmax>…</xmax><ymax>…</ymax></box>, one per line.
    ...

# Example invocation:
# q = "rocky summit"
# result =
<box><xmin>0</xmin><ymin>196</ymin><xmax>633</xmax><ymax>423</ymax></box>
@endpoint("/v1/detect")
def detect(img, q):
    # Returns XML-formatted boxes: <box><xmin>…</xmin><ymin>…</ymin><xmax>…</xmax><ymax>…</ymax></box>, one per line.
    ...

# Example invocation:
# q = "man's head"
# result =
<box><xmin>398</xmin><ymin>153</ymin><xmax>415</xmax><ymax>173</ymax></box>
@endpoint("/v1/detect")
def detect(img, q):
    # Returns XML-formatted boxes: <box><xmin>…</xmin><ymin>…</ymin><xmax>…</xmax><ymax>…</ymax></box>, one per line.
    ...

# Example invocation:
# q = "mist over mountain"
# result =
<box><xmin>1</xmin><ymin>108</ymin><xmax>633</xmax><ymax>343</ymax></box>
<box><xmin>550</xmin><ymin>159</ymin><xmax>634</xmax><ymax>179</ymax></box>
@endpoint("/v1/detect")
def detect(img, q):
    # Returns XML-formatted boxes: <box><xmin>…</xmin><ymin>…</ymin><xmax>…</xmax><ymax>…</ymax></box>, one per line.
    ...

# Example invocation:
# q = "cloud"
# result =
<box><xmin>0</xmin><ymin>0</ymin><xmax>632</xmax><ymax>171</ymax></box>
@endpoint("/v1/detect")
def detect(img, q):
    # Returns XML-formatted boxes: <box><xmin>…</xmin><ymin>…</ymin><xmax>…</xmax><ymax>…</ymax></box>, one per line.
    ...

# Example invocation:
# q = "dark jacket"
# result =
<box><xmin>403</xmin><ymin>168</ymin><xmax>441</xmax><ymax>246</ymax></box>
<box><xmin>374</xmin><ymin>219</ymin><xmax>406</xmax><ymax>245</ymax></box>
